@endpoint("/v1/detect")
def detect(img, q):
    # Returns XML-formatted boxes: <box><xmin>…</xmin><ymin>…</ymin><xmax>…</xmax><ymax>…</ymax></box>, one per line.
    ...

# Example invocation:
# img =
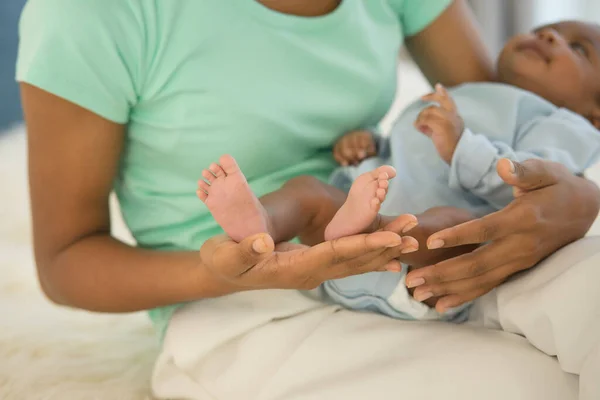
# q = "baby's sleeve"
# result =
<box><xmin>16</xmin><ymin>0</ymin><xmax>144</xmax><ymax>123</ymax></box>
<box><xmin>449</xmin><ymin>109</ymin><xmax>600</xmax><ymax>210</ymax></box>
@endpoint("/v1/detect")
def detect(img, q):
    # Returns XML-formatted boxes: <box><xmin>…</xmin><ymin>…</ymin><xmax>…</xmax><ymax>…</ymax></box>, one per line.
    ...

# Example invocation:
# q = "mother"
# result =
<box><xmin>18</xmin><ymin>0</ymin><xmax>600</xmax><ymax>398</ymax></box>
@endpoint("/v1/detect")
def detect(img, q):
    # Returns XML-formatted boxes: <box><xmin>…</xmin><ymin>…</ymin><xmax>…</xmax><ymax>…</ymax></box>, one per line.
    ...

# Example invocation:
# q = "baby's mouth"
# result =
<box><xmin>516</xmin><ymin>40</ymin><xmax>551</xmax><ymax>64</ymax></box>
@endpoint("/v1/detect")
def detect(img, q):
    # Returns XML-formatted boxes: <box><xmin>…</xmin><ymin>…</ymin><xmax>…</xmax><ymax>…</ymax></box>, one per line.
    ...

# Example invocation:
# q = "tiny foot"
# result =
<box><xmin>324</xmin><ymin>165</ymin><xmax>396</xmax><ymax>241</ymax></box>
<box><xmin>197</xmin><ymin>155</ymin><xmax>271</xmax><ymax>242</ymax></box>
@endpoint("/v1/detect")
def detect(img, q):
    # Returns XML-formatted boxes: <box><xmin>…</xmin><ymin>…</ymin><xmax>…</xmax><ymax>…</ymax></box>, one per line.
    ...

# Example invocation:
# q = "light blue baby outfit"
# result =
<box><xmin>324</xmin><ymin>82</ymin><xmax>600</xmax><ymax>322</ymax></box>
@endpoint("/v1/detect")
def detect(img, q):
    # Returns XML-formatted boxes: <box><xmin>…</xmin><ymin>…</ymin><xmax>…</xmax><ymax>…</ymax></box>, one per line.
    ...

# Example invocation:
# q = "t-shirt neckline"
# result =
<box><xmin>237</xmin><ymin>0</ymin><xmax>353</xmax><ymax>30</ymax></box>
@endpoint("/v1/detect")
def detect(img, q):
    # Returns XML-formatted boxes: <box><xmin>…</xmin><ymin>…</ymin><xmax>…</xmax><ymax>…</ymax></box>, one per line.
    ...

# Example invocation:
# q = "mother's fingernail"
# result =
<box><xmin>428</xmin><ymin>239</ymin><xmax>445</xmax><ymax>250</ymax></box>
<box><xmin>252</xmin><ymin>237</ymin><xmax>268</xmax><ymax>253</ymax></box>
<box><xmin>402</xmin><ymin>222</ymin><xmax>418</xmax><ymax>233</ymax></box>
<box><xmin>407</xmin><ymin>277</ymin><xmax>425</xmax><ymax>288</ymax></box>
<box><xmin>401</xmin><ymin>246</ymin><xmax>418</xmax><ymax>254</ymax></box>
<box><xmin>415</xmin><ymin>291</ymin><xmax>434</xmax><ymax>302</ymax></box>
<box><xmin>385</xmin><ymin>261</ymin><xmax>402</xmax><ymax>272</ymax></box>
<box><xmin>507</xmin><ymin>159</ymin><xmax>516</xmax><ymax>174</ymax></box>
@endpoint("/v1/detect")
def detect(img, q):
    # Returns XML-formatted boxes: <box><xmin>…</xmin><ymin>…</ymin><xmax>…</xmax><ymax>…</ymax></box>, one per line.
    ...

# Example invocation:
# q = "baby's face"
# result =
<box><xmin>497</xmin><ymin>21</ymin><xmax>600</xmax><ymax>128</ymax></box>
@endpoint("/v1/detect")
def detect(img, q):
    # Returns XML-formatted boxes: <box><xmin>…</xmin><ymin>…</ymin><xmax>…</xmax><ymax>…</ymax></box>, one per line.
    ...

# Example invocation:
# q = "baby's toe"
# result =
<box><xmin>209</xmin><ymin>163</ymin><xmax>226</xmax><ymax>178</ymax></box>
<box><xmin>376</xmin><ymin>188</ymin><xmax>386</xmax><ymax>202</ymax></box>
<box><xmin>370</xmin><ymin>197</ymin><xmax>381</xmax><ymax>211</ymax></box>
<box><xmin>219</xmin><ymin>154</ymin><xmax>241</xmax><ymax>175</ymax></box>
<box><xmin>198</xmin><ymin>180</ymin><xmax>211</xmax><ymax>192</ymax></box>
<box><xmin>196</xmin><ymin>189</ymin><xmax>208</xmax><ymax>202</ymax></box>
<box><xmin>202</xmin><ymin>169</ymin><xmax>216</xmax><ymax>183</ymax></box>
<box><xmin>377</xmin><ymin>165</ymin><xmax>397</xmax><ymax>180</ymax></box>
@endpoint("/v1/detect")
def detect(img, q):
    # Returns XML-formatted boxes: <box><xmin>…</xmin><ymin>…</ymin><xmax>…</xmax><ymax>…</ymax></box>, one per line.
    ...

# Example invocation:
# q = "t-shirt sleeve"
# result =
<box><xmin>16</xmin><ymin>0</ymin><xmax>142</xmax><ymax>124</ymax></box>
<box><xmin>390</xmin><ymin>0</ymin><xmax>453</xmax><ymax>37</ymax></box>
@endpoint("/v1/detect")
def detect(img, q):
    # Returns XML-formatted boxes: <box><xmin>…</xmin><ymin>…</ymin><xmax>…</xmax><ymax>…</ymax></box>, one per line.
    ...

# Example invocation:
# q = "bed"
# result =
<box><xmin>1</xmin><ymin>60</ymin><xmax>599</xmax><ymax>400</ymax></box>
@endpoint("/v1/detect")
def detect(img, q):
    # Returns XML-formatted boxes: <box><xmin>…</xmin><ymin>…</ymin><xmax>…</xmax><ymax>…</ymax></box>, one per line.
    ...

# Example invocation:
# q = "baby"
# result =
<box><xmin>197</xmin><ymin>21</ymin><xmax>600</xmax><ymax>321</ymax></box>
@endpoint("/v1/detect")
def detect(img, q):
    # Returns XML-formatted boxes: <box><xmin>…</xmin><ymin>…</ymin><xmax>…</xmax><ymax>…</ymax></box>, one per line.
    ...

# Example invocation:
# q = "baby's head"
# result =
<box><xmin>497</xmin><ymin>21</ymin><xmax>600</xmax><ymax>128</ymax></box>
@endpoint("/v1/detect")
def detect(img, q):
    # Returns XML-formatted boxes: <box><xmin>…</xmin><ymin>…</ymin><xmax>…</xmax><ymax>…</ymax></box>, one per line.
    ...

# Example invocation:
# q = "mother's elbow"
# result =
<box><xmin>34</xmin><ymin>253</ymin><xmax>70</xmax><ymax>307</ymax></box>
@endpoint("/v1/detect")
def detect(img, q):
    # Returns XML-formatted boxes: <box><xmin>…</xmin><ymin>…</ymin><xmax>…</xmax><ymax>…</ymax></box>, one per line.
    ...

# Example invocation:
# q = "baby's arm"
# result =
<box><xmin>449</xmin><ymin>110</ymin><xmax>600</xmax><ymax>210</ymax></box>
<box><xmin>333</xmin><ymin>129</ymin><xmax>379</xmax><ymax>166</ymax></box>
<box><xmin>415</xmin><ymin>84</ymin><xmax>464</xmax><ymax>164</ymax></box>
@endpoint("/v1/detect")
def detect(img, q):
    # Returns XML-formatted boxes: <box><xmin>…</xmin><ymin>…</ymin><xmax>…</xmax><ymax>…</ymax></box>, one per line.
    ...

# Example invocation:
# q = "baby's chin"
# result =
<box><xmin>496</xmin><ymin>58</ymin><xmax>543</xmax><ymax>88</ymax></box>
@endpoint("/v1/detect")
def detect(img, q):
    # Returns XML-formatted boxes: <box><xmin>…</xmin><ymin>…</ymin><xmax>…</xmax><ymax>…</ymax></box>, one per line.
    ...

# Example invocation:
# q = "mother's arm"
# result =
<box><xmin>405</xmin><ymin>0</ymin><xmax>495</xmax><ymax>87</ymax></box>
<box><xmin>23</xmin><ymin>84</ymin><xmax>412</xmax><ymax>312</ymax></box>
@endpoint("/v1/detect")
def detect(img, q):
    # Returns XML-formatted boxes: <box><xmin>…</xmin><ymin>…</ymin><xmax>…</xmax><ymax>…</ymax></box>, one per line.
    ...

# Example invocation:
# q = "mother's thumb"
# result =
<box><xmin>497</xmin><ymin>158</ymin><xmax>560</xmax><ymax>192</ymax></box>
<box><xmin>238</xmin><ymin>233</ymin><xmax>275</xmax><ymax>262</ymax></box>
<box><xmin>210</xmin><ymin>233</ymin><xmax>275</xmax><ymax>276</ymax></box>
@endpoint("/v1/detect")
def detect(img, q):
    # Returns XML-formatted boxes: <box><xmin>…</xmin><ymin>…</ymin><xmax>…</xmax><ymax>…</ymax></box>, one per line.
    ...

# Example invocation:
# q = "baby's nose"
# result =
<box><xmin>536</xmin><ymin>28</ymin><xmax>561</xmax><ymax>45</ymax></box>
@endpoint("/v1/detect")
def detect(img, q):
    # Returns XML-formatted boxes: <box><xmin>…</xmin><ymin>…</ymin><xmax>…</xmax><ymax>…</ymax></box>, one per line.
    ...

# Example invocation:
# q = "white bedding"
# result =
<box><xmin>152</xmin><ymin>238</ymin><xmax>600</xmax><ymax>400</ymax></box>
<box><xmin>1</xmin><ymin>60</ymin><xmax>600</xmax><ymax>399</ymax></box>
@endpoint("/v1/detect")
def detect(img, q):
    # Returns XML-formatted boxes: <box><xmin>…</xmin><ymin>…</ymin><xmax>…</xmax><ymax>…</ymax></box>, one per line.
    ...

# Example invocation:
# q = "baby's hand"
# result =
<box><xmin>333</xmin><ymin>130</ymin><xmax>377</xmax><ymax>166</ymax></box>
<box><xmin>415</xmin><ymin>84</ymin><xmax>464</xmax><ymax>164</ymax></box>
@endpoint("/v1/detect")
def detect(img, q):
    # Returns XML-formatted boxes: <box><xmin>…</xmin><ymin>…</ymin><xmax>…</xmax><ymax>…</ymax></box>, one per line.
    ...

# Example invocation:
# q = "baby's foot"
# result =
<box><xmin>324</xmin><ymin>166</ymin><xmax>396</xmax><ymax>241</ymax></box>
<box><xmin>197</xmin><ymin>155</ymin><xmax>271</xmax><ymax>242</ymax></box>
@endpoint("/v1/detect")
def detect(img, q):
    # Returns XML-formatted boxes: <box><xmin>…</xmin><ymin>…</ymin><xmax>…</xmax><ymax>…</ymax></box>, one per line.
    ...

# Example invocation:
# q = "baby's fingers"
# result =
<box><xmin>358</xmin><ymin>133</ymin><xmax>377</xmax><ymax>158</ymax></box>
<box><xmin>422</xmin><ymin>84</ymin><xmax>457</xmax><ymax>113</ymax></box>
<box><xmin>333</xmin><ymin>143</ymin><xmax>350</xmax><ymax>166</ymax></box>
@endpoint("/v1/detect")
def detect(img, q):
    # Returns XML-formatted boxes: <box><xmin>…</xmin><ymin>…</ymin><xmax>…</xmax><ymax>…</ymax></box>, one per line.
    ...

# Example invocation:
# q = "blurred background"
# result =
<box><xmin>0</xmin><ymin>0</ymin><xmax>26</xmax><ymax>131</ymax></box>
<box><xmin>1</xmin><ymin>0</ymin><xmax>600</xmax><ymax>131</ymax></box>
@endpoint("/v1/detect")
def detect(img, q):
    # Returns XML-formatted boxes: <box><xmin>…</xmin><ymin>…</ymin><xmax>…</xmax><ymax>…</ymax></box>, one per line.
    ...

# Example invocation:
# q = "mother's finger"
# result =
<box><xmin>382</xmin><ymin>213</ymin><xmax>419</xmax><ymax>234</ymax></box>
<box><xmin>207</xmin><ymin>233</ymin><xmax>276</xmax><ymax>278</ymax></box>
<box><xmin>434</xmin><ymin>275</ymin><xmax>507</xmax><ymax>313</ymax></box>
<box><xmin>426</xmin><ymin>202</ymin><xmax>537</xmax><ymax>249</ymax></box>
<box><xmin>328</xmin><ymin>248</ymin><xmax>404</xmax><ymax>279</ymax></box>
<box><xmin>411</xmin><ymin>262</ymin><xmax>517</xmax><ymax>304</ymax></box>
<box><xmin>269</xmin><ymin>244</ymin><xmax>402</xmax><ymax>290</ymax></box>
<box><xmin>315</xmin><ymin>231</ymin><xmax>403</xmax><ymax>265</ymax></box>
<box><xmin>497</xmin><ymin>158</ymin><xmax>562</xmax><ymax>192</ymax></box>
<box><xmin>406</xmin><ymin>239</ymin><xmax>526</xmax><ymax>287</ymax></box>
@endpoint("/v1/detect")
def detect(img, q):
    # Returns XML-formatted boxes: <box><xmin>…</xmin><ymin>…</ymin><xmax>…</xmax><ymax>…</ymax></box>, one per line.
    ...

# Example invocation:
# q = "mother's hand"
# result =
<box><xmin>406</xmin><ymin>159</ymin><xmax>600</xmax><ymax>313</ymax></box>
<box><xmin>200</xmin><ymin>216</ymin><xmax>419</xmax><ymax>292</ymax></box>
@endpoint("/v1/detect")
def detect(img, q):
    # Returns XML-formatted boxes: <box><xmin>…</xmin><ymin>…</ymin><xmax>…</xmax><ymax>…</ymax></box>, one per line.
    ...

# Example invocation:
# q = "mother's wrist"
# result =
<box><xmin>191</xmin><ymin>257</ymin><xmax>249</xmax><ymax>299</ymax></box>
<box><xmin>573</xmin><ymin>177</ymin><xmax>600</xmax><ymax>234</ymax></box>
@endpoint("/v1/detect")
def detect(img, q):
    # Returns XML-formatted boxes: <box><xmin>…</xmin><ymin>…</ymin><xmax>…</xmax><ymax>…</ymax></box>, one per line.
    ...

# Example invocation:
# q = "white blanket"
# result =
<box><xmin>152</xmin><ymin>237</ymin><xmax>600</xmax><ymax>400</ymax></box>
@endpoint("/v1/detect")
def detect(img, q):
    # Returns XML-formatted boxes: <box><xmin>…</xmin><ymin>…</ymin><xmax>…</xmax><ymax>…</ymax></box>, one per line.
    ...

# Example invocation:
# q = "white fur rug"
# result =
<box><xmin>0</xmin><ymin>128</ymin><xmax>159</xmax><ymax>400</ymax></box>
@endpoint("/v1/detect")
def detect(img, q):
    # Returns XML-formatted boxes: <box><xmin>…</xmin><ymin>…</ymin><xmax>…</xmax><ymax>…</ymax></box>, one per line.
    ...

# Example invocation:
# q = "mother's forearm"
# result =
<box><xmin>38</xmin><ymin>234</ymin><xmax>241</xmax><ymax>313</ymax></box>
<box><xmin>578</xmin><ymin>178</ymin><xmax>600</xmax><ymax>235</ymax></box>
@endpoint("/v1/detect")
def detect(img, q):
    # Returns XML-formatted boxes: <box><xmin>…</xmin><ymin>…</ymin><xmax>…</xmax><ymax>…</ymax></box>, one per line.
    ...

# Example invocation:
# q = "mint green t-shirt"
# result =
<box><xmin>17</xmin><ymin>0</ymin><xmax>451</xmax><ymax>336</ymax></box>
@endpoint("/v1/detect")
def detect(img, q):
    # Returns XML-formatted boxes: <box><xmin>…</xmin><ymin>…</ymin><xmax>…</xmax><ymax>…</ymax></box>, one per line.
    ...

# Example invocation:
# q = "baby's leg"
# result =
<box><xmin>264</xmin><ymin>165</ymin><xmax>399</xmax><ymax>245</ymax></box>
<box><xmin>324</xmin><ymin>166</ymin><xmax>396</xmax><ymax>241</ymax></box>
<box><xmin>198</xmin><ymin>155</ymin><xmax>399</xmax><ymax>246</ymax></box>
<box><xmin>197</xmin><ymin>155</ymin><xmax>350</xmax><ymax>244</ymax></box>
<box><xmin>258</xmin><ymin>176</ymin><xmax>346</xmax><ymax>246</ymax></box>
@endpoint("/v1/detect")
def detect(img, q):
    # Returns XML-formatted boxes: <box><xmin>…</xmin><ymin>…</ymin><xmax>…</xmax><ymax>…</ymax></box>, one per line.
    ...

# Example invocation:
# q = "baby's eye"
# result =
<box><xmin>570</xmin><ymin>42</ymin><xmax>588</xmax><ymax>58</ymax></box>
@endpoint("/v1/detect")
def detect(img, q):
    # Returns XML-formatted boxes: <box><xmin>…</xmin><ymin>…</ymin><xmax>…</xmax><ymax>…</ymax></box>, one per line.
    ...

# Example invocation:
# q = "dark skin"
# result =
<box><xmin>24</xmin><ymin>0</ymin><xmax>494</xmax><ymax>312</ymax></box>
<box><xmin>498</xmin><ymin>21</ymin><xmax>600</xmax><ymax>128</ymax></box>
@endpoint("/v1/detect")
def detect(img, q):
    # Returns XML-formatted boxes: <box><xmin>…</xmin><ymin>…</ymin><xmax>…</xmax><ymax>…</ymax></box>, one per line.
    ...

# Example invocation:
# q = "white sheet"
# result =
<box><xmin>152</xmin><ymin>237</ymin><xmax>600</xmax><ymax>400</ymax></box>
